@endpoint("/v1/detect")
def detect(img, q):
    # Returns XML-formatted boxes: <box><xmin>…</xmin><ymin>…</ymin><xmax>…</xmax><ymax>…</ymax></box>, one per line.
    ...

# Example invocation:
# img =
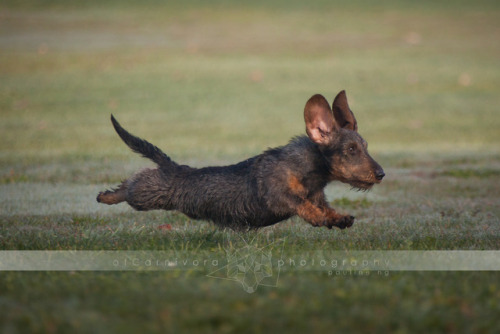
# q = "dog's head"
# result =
<box><xmin>304</xmin><ymin>90</ymin><xmax>385</xmax><ymax>190</ymax></box>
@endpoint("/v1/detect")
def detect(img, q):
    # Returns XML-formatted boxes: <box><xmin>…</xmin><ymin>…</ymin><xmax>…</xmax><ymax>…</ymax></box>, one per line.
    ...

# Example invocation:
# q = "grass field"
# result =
<box><xmin>1</xmin><ymin>0</ymin><xmax>500</xmax><ymax>333</ymax></box>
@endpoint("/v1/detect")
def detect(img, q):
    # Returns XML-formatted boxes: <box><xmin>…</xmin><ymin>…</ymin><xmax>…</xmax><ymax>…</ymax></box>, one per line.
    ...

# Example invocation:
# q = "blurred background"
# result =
<box><xmin>1</xmin><ymin>0</ymin><xmax>499</xmax><ymax>167</ymax></box>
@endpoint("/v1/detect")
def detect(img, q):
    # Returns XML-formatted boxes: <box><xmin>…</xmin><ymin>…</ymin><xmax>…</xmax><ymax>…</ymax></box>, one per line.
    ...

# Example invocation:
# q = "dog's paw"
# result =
<box><xmin>325</xmin><ymin>215</ymin><xmax>355</xmax><ymax>230</ymax></box>
<box><xmin>338</xmin><ymin>215</ymin><xmax>355</xmax><ymax>229</ymax></box>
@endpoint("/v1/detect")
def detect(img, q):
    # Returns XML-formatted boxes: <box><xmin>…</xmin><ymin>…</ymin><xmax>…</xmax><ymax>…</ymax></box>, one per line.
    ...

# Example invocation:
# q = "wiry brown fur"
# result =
<box><xmin>97</xmin><ymin>90</ymin><xmax>384</xmax><ymax>230</ymax></box>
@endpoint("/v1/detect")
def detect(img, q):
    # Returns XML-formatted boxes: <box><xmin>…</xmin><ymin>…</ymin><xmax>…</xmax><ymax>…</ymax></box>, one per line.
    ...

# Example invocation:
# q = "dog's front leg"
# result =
<box><xmin>296</xmin><ymin>198</ymin><xmax>354</xmax><ymax>230</ymax></box>
<box><xmin>285</xmin><ymin>172</ymin><xmax>354</xmax><ymax>229</ymax></box>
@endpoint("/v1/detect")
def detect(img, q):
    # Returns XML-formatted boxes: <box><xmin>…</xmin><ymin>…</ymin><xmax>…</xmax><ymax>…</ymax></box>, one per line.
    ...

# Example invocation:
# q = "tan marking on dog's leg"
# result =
<box><xmin>297</xmin><ymin>200</ymin><xmax>354</xmax><ymax>229</ymax></box>
<box><xmin>296</xmin><ymin>200</ymin><xmax>342</xmax><ymax>226</ymax></box>
<box><xmin>97</xmin><ymin>185</ymin><xmax>127</xmax><ymax>205</ymax></box>
<box><xmin>287</xmin><ymin>172</ymin><xmax>307</xmax><ymax>198</ymax></box>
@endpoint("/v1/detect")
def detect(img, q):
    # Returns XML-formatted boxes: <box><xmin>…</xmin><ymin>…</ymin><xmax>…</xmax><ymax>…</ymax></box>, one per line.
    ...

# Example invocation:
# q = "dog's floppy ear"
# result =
<box><xmin>332</xmin><ymin>90</ymin><xmax>357</xmax><ymax>132</ymax></box>
<box><xmin>304</xmin><ymin>94</ymin><xmax>336</xmax><ymax>145</ymax></box>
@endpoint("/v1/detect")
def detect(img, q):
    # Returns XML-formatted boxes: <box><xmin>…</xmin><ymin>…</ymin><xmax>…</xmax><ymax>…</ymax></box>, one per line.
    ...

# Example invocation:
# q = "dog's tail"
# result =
<box><xmin>110</xmin><ymin>114</ymin><xmax>178</xmax><ymax>171</ymax></box>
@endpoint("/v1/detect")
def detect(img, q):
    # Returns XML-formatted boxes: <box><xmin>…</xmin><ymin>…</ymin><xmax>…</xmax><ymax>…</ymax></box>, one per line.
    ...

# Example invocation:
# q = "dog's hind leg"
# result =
<box><xmin>97</xmin><ymin>183</ymin><xmax>127</xmax><ymax>205</ymax></box>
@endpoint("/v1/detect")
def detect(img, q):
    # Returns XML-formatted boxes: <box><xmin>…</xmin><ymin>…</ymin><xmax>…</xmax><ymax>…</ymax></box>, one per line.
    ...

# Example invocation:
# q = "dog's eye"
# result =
<box><xmin>348</xmin><ymin>145</ymin><xmax>357</xmax><ymax>155</ymax></box>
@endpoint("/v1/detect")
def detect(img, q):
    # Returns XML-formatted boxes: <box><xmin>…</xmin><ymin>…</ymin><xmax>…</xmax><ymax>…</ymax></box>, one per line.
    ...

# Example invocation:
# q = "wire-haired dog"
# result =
<box><xmin>97</xmin><ymin>90</ymin><xmax>384</xmax><ymax>230</ymax></box>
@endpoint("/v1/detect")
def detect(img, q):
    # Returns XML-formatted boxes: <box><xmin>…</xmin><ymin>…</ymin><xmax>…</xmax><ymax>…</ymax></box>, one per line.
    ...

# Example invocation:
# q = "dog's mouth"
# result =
<box><xmin>336</xmin><ymin>175</ymin><xmax>382</xmax><ymax>191</ymax></box>
<box><xmin>348</xmin><ymin>180</ymin><xmax>375</xmax><ymax>191</ymax></box>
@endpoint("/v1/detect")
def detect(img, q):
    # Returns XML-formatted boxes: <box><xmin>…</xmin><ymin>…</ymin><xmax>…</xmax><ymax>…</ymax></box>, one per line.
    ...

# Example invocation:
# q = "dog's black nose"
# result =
<box><xmin>375</xmin><ymin>170</ymin><xmax>385</xmax><ymax>181</ymax></box>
